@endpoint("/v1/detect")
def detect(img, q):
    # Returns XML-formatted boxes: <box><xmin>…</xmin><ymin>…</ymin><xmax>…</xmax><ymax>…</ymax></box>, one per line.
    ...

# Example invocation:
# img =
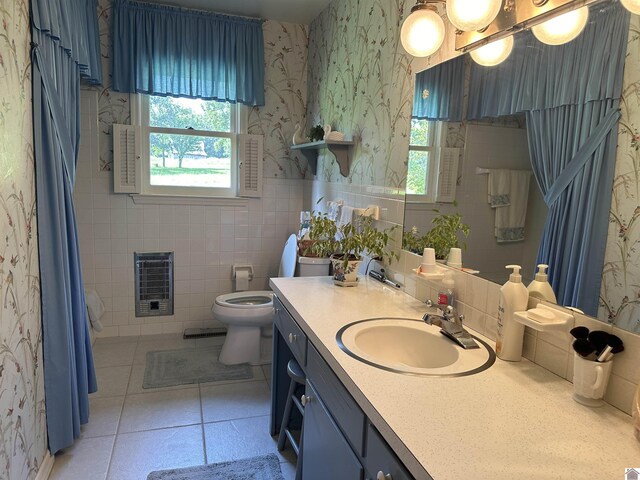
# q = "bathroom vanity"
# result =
<box><xmin>269</xmin><ymin>276</ymin><xmax>638</xmax><ymax>480</ymax></box>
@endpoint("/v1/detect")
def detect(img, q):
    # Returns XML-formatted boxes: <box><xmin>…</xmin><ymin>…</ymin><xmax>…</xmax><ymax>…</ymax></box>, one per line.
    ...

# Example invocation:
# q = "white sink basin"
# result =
<box><xmin>337</xmin><ymin>318</ymin><xmax>495</xmax><ymax>376</ymax></box>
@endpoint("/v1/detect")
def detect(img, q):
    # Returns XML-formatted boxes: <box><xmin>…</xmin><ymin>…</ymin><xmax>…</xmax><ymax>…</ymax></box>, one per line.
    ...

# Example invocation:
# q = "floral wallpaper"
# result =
<box><xmin>248</xmin><ymin>21</ymin><xmax>309</xmax><ymax>178</ymax></box>
<box><xmin>0</xmin><ymin>0</ymin><xmax>47</xmax><ymax>479</ymax></box>
<box><xmin>307</xmin><ymin>0</ymin><xmax>414</xmax><ymax>188</ymax></box>
<box><xmin>95</xmin><ymin>0</ymin><xmax>309</xmax><ymax>179</ymax></box>
<box><xmin>599</xmin><ymin>16</ymin><xmax>640</xmax><ymax>333</ymax></box>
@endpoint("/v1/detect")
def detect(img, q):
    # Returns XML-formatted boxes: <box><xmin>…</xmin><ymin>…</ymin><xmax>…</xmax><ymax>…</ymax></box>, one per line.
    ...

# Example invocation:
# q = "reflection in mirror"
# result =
<box><xmin>404</xmin><ymin>108</ymin><xmax>548</xmax><ymax>283</ymax></box>
<box><xmin>402</xmin><ymin>1</ymin><xmax>631</xmax><ymax>328</ymax></box>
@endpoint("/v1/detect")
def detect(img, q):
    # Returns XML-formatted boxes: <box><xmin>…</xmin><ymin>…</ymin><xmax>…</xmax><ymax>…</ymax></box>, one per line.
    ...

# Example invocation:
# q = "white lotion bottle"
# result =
<box><xmin>527</xmin><ymin>264</ymin><xmax>557</xmax><ymax>303</ymax></box>
<box><xmin>496</xmin><ymin>265</ymin><xmax>529</xmax><ymax>361</ymax></box>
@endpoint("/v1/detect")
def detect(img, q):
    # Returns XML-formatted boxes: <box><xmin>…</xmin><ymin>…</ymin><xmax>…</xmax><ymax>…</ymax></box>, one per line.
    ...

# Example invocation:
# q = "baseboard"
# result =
<box><xmin>35</xmin><ymin>450</ymin><xmax>54</xmax><ymax>480</ymax></box>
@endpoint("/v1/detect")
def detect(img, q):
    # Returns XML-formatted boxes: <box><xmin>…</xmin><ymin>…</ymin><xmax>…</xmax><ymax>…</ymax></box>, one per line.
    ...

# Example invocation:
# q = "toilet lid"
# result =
<box><xmin>216</xmin><ymin>291</ymin><xmax>273</xmax><ymax>308</ymax></box>
<box><xmin>278</xmin><ymin>234</ymin><xmax>298</xmax><ymax>278</ymax></box>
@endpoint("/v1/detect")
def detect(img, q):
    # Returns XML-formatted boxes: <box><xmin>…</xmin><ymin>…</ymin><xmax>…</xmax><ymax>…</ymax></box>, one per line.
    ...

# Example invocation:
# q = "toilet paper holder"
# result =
<box><xmin>232</xmin><ymin>265</ymin><xmax>254</xmax><ymax>281</ymax></box>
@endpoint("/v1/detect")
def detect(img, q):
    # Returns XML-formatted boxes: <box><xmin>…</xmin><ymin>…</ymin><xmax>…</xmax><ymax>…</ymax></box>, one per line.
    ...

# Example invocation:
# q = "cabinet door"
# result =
<box><xmin>302</xmin><ymin>382</ymin><xmax>363</xmax><ymax>480</ymax></box>
<box><xmin>364</xmin><ymin>424</ymin><xmax>418</xmax><ymax>480</ymax></box>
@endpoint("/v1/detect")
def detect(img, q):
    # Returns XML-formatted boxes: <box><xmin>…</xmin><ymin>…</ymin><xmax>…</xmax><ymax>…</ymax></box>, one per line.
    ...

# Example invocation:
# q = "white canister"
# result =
<box><xmin>572</xmin><ymin>353</ymin><xmax>613</xmax><ymax>407</ymax></box>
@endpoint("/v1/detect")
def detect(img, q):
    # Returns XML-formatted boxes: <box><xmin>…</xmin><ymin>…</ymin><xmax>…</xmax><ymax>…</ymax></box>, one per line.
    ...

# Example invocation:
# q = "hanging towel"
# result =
<box><xmin>338</xmin><ymin>205</ymin><xmax>355</xmax><ymax>228</ymax></box>
<box><xmin>487</xmin><ymin>169</ymin><xmax>512</xmax><ymax>207</ymax></box>
<box><xmin>491</xmin><ymin>170</ymin><xmax>532</xmax><ymax>243</ymax></box>
<box><xmin>326</xmin><ymin>200</ymin><xmax>343</xmax><ymax>222</ymax></box>
<box><xmin>85</xmin><ymin>288</ymin><xmax>105</xmax><ymax>332</ymax></box>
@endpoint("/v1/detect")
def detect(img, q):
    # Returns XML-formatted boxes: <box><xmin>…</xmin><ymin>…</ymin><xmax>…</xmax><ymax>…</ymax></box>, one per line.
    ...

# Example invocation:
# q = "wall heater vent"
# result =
<box><xmin>134</xmin><ymin>252</ymin><xmax>174</xmax><ymax>317</ymax></box>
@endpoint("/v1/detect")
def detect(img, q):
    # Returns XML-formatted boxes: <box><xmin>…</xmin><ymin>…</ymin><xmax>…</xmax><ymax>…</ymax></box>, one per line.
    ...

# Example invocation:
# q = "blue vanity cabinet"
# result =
<box><xmin>302</xmin><ymin>381</ymin><xmax>364</xmax><ymax>480</ymax></box>
<box><xmin>271</xmin><ymin>295</ymin><xmax>307</xmax><ymax>436</ymax></box>
<box><xmin>270</xmin><ymin>294</ymin><xmax>418</xmax><ymax>479</ymax></box>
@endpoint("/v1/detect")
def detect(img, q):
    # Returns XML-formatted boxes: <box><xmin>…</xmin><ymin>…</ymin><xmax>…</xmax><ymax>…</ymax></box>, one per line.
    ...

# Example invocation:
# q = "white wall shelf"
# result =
<box><xmin>291</xmin><ymin>139</ymin><xmax>354</xmax><ymax>177</ymax></box>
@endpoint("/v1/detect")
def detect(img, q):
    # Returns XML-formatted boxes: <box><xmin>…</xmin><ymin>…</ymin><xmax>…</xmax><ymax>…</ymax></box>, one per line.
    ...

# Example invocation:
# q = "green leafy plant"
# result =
<box><xmin>309</xmin><ymin>124</ymin><xmax>325</xmax><ymax>142</ymax></box>
<box><xmin>312</xmin><ymin>215</ymin><xmax>398</xmax><ymax>269</ymax></box>
<box><xmin>300</xmin><ymin>210</ymin><xmax>339</xmax><ymax>258</ymax></box>
<box><xmin>403</xmin><ymin>210</ymin><xmax>470</xmax><ymax>260</ymax></box>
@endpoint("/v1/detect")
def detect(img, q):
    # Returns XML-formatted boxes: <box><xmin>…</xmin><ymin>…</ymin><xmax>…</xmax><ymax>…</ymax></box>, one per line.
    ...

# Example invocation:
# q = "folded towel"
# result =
<box><xmin>85</xmin><ymin>288</ymin><xmax>105</xmax><ymax>332</ymax></box>
<box><xmin>338</xmin><ymin>205</ymin><xmax>355</xmax><ymax>228</ymax></box>
<box><xmin>326</xmin><ymin>200</ymin><xmax>343</xmax><ymax>222</ymax></box>
<box><xmin>488</xmin><ymin>169</ymin><xmax>511</xmax><ymax>207</ymax></box>
<box><xmin>491</xmin><ymin>170</ymin><xmax>531</xmax><ymax>243</ymax></box>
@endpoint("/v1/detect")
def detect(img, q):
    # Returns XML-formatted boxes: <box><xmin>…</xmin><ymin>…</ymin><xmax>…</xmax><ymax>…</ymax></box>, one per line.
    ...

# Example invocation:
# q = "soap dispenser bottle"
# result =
<box><xmin>496</xmin><ymin>265</ymin><xmax>529</xmax><ymax>361</ymax></box>
<box><xmin>527</xmin><ymin>264</ymin><xmax>557</xmax><ymax>303</ymax></box>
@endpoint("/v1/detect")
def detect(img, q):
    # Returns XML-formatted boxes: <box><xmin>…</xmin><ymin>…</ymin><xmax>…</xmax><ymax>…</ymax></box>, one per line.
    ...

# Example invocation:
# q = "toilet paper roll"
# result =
<box><xmin>235</xmin><ymin>270</ymin><xmax>250</xmax><ymax>291</ymax></box>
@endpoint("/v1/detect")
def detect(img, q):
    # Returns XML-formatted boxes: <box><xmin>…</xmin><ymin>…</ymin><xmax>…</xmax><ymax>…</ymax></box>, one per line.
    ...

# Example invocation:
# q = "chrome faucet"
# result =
<box><xmin>423</xmin><ymin>300</ymin><xmax>480</xmax><ymax>350</ymax></box>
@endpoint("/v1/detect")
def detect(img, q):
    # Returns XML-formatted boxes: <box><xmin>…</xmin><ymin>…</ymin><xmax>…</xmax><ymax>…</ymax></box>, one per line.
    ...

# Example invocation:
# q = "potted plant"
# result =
<box><xmin>312</xmin><ymin>215</ymin><xmax>398</xmax><ymax>284</ymax></box>
<box><xmin>402</xmin><ymin>210</ymin><xmax>470</xmax><ymax>260</ymax></box>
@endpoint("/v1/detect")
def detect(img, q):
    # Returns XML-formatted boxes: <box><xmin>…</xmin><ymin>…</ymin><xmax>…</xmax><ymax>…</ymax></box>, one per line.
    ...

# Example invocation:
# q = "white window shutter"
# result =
<box><xmin>436</xmin><ymin>147</ymin><xmax>459</xmax><ymax>203</ymax></box>
<box><xmin>113</xmin><ymin>124</ymin><xmax>141</xmax><ymax>194</ymax></box>
<box><xmin>238</xmin><ymin>134</ymin><xmax>263</xmax><ymax>198</ymax></box>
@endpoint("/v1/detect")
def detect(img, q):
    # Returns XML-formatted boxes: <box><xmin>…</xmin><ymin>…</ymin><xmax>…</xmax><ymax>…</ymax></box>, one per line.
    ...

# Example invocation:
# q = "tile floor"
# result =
<box><xmin>49</xmin><ymin>334</ymin><xmax>296</xmax><ymax>480</ymax></box>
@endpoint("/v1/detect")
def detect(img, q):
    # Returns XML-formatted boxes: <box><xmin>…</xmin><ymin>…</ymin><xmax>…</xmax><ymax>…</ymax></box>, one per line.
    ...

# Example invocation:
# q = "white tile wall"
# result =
<box><xmin>74</xmin><ymin>136</ymin><xmax>306</xmax><ymax>336</ymax></box>
<box><xmin>394</xmin><ymin>249</ymin><xmax>639</xmax><ymax>416</ymax></box>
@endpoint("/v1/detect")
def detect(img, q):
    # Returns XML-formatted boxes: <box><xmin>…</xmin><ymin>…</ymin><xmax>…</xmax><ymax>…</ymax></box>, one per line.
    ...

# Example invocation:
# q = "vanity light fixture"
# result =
<box><xmin>403</xmin><ymin>0</ymin><xmax>639</xmax><ymax>61</ymax></box>
<box><xmin>620</xmin><ymin>0</ymin><xmax>640</xmax><ymax>14</ymax></box>
<box><xmin>446</xmin><ymin>0</ymin><xmax>502</xmax><ymax>32</ymax></box>
<box><xmin>469</xmin><ymin>35</ymin><xmax>515</xmax><ymax>66</ymax></box>
<box><xmin>400</xmin><ymin>0</ymin><xmax>446</xmax><ymax>57</ymax></box>
<box><xmin>531</xmin><ymin>5</ymin><xmax>589</xmax><ymax>45</ymax></box>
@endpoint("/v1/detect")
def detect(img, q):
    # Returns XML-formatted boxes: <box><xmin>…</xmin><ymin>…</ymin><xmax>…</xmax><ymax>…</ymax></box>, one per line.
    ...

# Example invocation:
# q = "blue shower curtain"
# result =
<box><xmin>31</xmin><ymin>0</ymin><xmax>102</xmax><ymax>454</ymax></box>
<box><xmin>467</xmin><ymin>1</ymin><xmax>629</xmax><ymax>315</ymax></box>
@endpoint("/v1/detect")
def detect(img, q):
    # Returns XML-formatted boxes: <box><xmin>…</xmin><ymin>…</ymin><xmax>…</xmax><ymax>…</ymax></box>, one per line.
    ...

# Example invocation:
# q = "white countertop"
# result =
<box><xmin>270</xmin><ymin>276</ymin><xmax>639</xmax><ymax>480</ymax></box>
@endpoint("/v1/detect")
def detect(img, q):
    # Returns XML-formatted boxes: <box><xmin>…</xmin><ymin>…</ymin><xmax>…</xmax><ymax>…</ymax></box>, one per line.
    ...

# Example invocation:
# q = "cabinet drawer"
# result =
<box><xmin>365</xmin><ymin>423</ymin><xmax>417</xmax><ymax>480</ymax></box>
<box><xmin>273</xmin><ymin>296</ymin><xmax>307</xmax><ymax>366</ymax></box>
<box><xmin>307</xmin><ymin>343</ymin><xmax>366</xmax><ymax>456</ymax></box>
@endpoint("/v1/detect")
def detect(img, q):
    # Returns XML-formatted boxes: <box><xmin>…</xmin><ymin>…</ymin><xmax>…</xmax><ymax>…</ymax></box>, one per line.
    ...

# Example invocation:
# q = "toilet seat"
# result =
<box><xmin>215</xmin><ymin>291</ymin><xmax>273</xmax><ymax>308</ymax></box>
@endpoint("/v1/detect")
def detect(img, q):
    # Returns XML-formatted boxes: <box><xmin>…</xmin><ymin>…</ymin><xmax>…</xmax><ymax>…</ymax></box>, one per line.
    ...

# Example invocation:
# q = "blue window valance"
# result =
<box><xmin>468</xmin><ymin>1</ymin><xmax>628</xmax><ymax>119</ymax></box>
<box><xmin>112</xmin><ymin>0</ymin><xmax>265</xmax><ymax>106</ymax></box>
<box><xmin>412</xmin><ymin>55</ymin><xmax>464</xmax><ymax>121</ymax></box>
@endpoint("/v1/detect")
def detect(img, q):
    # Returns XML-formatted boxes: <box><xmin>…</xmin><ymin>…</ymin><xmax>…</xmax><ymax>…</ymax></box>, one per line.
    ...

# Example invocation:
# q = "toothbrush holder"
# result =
<box><xmin>572</xmin><ymin>353</ymin><xmax>613</xmax><ymax>407</ymax></box>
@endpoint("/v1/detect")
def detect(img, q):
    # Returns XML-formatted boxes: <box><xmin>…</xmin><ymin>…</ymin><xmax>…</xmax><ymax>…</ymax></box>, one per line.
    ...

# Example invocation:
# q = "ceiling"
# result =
<box><xmin>147</xmin><ymin>0</ymin><xmax>333</xmax><ymax>24</ymax></box>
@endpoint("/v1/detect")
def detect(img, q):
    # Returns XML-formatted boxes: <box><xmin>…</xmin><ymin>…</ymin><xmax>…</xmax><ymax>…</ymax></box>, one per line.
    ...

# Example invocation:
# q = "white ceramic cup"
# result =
<box><xmin>448</xmin><ymin>248</ymin><xmax>462</xmax><ymax>268</ymax></box>
<box><xmin>572</xmin><ymin>353</ymin><xmax>613</xmax><ymax>407</ymax></box>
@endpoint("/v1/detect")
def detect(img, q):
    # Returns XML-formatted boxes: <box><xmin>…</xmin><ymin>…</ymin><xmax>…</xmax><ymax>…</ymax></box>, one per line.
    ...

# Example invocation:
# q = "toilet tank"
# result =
<box><xmin>297</xmin><ymin>257</ymin><xmax>331</xmax><ymax>277</ymax></box>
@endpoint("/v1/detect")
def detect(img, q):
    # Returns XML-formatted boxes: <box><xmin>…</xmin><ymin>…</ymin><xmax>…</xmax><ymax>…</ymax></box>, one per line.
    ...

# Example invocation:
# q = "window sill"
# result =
<box><xmin>130</xmin><ymin>194</ymin><xmax>249</xmax><ymax>207</ymax></box>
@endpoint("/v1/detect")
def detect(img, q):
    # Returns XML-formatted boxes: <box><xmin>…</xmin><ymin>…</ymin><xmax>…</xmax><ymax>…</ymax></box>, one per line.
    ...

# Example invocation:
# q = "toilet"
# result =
<box><xmin>213</xmin><ymin>234</ymin><xmax>304</xmax><ymax>365</ymax></box>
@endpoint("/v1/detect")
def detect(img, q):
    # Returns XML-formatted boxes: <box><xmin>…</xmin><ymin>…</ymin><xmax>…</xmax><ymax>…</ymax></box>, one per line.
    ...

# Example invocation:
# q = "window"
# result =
<box><xmin>134</xmin><ymin>95</ymin><xmax>247</xmax><ymax>197</ymax></box>
<box><xmin>406</xmin><ymin>119</ymin><xmax>446</xmax><ymax>203</ymax></box>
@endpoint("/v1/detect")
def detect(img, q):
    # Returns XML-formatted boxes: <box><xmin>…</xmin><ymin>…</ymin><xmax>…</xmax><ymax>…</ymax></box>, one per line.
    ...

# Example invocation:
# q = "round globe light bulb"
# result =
<box><xmin>446</xmin><ymin>0</ymin><xmax>502</xmax><ymax>32</ymax></box>
<box><xmin>400</xmin><ymin>7</ymin><xmax>446</xmax><ymax>57</ymax></box>
<box><xmin>470</xmin><ymin>35</ymin><xmax>514</xmax><ymax>66</ymax></box>
<box><xmin>531</xmin><ymin>6</ymin><xmax>589</xmax><ymax>46</ymax></box>
<box><xmin>621</xmin><ymin>0</ymin><xmax>640</xmax><ymax>14</ymax></box>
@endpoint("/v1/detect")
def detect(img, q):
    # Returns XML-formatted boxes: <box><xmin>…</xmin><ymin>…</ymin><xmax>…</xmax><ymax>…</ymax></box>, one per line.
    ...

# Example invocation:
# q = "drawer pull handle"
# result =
<box><xmin>301</xmin><ymin>394</ymin><xmax>310</xmax><ymax>406</ymax></box>
<box><xmin>288</xmin><ymin>333</ymin><xmax>297</xmax><ymax>343</ymax></box>
<box><xmin>377</xmin><ymin>472</ymin><xmax>392</xmax><ymax>480</ymax></box>
<box><xmin>275</xmin><ymin>308</ymin><xmax>281</xmax><ymax>314</ymax></box>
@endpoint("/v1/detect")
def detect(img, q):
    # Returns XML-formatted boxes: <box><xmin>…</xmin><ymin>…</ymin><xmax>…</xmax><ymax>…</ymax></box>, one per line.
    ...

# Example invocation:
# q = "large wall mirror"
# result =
<box><xmin>402</xmin><ymin>0</ymin><xmax>636</xmax><ymax>331</ymax></box>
